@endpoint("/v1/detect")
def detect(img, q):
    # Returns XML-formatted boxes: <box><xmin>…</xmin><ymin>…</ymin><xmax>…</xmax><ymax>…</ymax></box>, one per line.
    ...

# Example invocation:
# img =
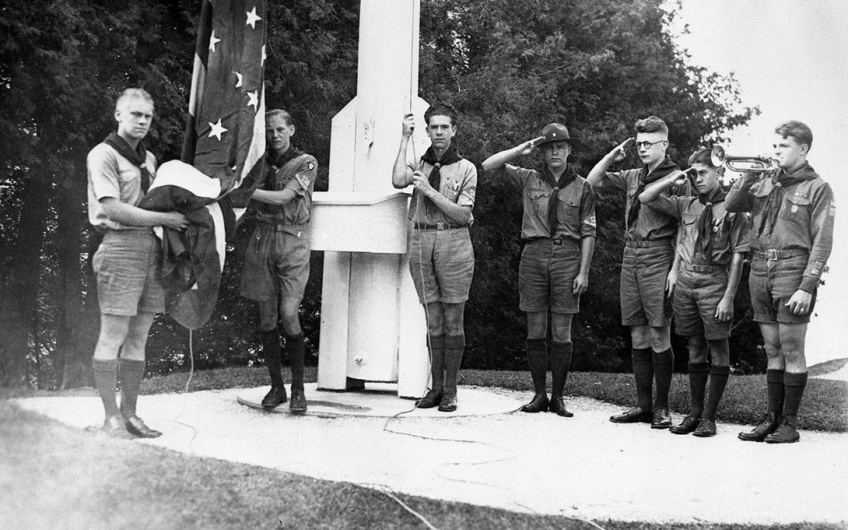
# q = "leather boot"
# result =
<box><xmin>738</xmin><ymin>411</ymin><xmax>780</xmax><ymax>442</ymax></box>
<box><xmin>262</xmin><ymin>384</ymin><xmax>287</xmax><ymax>408</ymax></box>
<box><xmin>521</xmin><ymin>338</ymin><xmax>549</xmax><ymax>413</ymax></box>
<box><xmin>764</xmin><ymin>415</ymin><xmax>800</xmax><ymax>444</ymax></box>
<box><xmin>548</xmin><ymin>341</ymin><xmax>573</xmax><ymax>417</ymax></box>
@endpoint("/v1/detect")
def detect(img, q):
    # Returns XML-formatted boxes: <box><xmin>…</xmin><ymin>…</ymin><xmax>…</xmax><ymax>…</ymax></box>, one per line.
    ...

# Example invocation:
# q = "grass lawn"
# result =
<box><xmin>1</xmin><ymin>366</ymin><xmax>846</xmax><ymax>529</ymax></box>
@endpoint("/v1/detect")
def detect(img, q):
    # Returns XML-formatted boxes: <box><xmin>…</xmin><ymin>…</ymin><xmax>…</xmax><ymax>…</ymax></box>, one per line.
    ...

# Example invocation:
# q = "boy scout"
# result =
<box><xmin>241</xmin><ymin>109</ymin><xmax>318</xmax><ymax>414</ymax></box>
<box><xmin>482</xmin><ymin>123</ymin><xmax>595</xmax><ymax>417</ymax></box>
<box><xmin>726</xmin><ymin>121</ymin><xmax>834</xmax><ymax>443</ymax></box>
<box><xmin>587</xmin><ymin>116</ymin><xmax>683</xmax><ymax>429</ymax></box>
<box><xmin>640</xmin><ymin>149</ymin><xmax>749</xmax><ymax>437</ymax></box>
<box><xmin>88</xmin><ymin>88</ymin><xmax>188</xmax><ymax>437</ymax></box>
<box><xmin>391</xmin><ymin>103</ymin><xmax>477</xmax><ymax>412</ymax></box>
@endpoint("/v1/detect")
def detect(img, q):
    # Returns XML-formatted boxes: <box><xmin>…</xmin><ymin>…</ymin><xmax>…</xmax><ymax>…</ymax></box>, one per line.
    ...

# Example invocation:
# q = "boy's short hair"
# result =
<box><xmin>266</xmin><ymin>109</ymin><xmax>293</xmax><ymax>126</ymax></box>
<box><xmin>634</xmin><ymin>116</ymin><xmax>668</xmax><ymax>136</ymax></box>
<box><xmin>775</xmin><ymin>120</ymin><xmax>813</xmax><ymax>151</ymax></box>
<box><xmin>116</xmin><ymin>88</ymin><xmax>154</xmax><ymax>112</ymax></box>
<box><xmin>424</xmin><ymin>103</ymin><xmax>458</xmax><ymax>126</ymax></box>
<box><xmin>688</xmin><ymin>148</ymin><xmax>716</xmax><ymax>168</ymax></box>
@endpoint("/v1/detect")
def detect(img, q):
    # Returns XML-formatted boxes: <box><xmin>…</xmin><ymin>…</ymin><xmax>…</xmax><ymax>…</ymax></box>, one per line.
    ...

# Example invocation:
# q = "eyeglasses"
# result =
<box><xmin>635</xmin><ymin>140</ymin><xmax>666</xmax><ymax>150</ymax></box>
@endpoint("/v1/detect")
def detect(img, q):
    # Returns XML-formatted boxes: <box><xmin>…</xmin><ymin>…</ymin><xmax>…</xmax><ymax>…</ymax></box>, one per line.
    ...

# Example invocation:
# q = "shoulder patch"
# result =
<box><xmin>829</xmin><ymin>198</ymin><xmax>836</xmax><ymax>218</ymax></box>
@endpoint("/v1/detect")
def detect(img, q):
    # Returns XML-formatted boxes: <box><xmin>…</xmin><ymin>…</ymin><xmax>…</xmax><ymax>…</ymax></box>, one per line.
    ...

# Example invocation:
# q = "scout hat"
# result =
<box><xmin>537</xmin><ymin>123</ymin><xmax>581</xmax><ymax>147</ymax></box>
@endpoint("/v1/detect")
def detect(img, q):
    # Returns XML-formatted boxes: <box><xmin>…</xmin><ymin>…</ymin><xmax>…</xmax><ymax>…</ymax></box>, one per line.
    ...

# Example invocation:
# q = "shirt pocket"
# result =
<box><xmin>528</xmin><ymin>190</ymin><xmax>551</xmax><ymax>218</ymax></box>
<box><xmin>556</xmin><ymin>193</ymin><xmax>581</xmax><ymax>227</ymax></box>
<box><xmin>680</xmin><ymin>216</ymin><xmax>697</xmax><ymax>245</ymax></box>
<box><xmin>779</xmin><ymin>195</ymin><xmax>811</xmax><ymax>224</ymax></box>
<box><xmin>442</xmin><ymin>178</ymin><xmax>461</xmax><ymax>202</ymax></box>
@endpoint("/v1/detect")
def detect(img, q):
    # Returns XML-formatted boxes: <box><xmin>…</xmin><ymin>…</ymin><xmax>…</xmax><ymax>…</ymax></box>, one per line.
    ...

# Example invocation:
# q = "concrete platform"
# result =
<box><xmin>236</xmin><ymin>383</ymin><xmax>523</xmax><ymax>417</ymax></box>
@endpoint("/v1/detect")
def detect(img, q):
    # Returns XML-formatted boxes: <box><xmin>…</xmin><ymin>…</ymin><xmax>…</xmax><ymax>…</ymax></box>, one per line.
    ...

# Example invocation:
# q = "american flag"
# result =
<box><xmin>141</xmin><ymin>0</ymin><xmax>267</xmax><ymax>330</ymax></box>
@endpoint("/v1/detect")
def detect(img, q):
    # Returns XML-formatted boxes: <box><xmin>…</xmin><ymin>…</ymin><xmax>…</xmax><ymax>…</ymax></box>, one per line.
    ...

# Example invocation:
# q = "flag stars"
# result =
<box><xmin>246</xmin><ymin>7</ymin><xmax>262</xmax><ymax>29</ymax></box>
<box><xmin>208</xmin><ymin>119</ymin><xmax>228</xmax><ymax>141</ymax></box>
<box><xmin>247</xmin><ymin>91</ymin><xmax>259</xmax><ymax>111</ymax></box>
<box><xmin>209</xmin><ymin>30</ymin><xmax>221</xmax><ymax>52</ymax></box>
<box><xmin>235</xmin><ymin>72</ymin><xmax>243</xmax><ymax>88</ymax></box>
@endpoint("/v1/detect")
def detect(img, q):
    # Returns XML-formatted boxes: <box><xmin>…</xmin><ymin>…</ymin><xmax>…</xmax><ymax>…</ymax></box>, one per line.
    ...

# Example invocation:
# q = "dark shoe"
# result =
<box><xmin>261</xmin><ymin>385</ymin><xmax>288</xmax><ymax>408</ymax></box>
<box><xmin>101</xmin><ymin>415</ymin><xmax>127</xmax><ymax>436</ymax></box>
<box><xmin>521</xmin><ymin>393</ymin><xmax>549</xmax><ymax>413</ymax></box>
<box><xmin>692</xmin><ymin>418</ymin><xmax>717</xmax><ymax>438</ymax></box>
<box><xmin>548</xmin><ymin>396</ymin><xmax>574</xmax><ymax>417</ymax></box>
<box><xmin>416</xmin><ymin>389</ymin><xmax>442</xmax><ymax>409</ymax></box>
<box><xmin>738</xmin><ymin>412</ymin><xmax>780</xmax><ymax>442</ymax></box>
<box><xmin>609</xmin><ymin>406</ymin><xmax>653</xmax><ymax>424</ymax></box>
<box><xmin>124</xmin><ymin>415</ymin><xmax>162</xmax><ymax>438</ymax></box>
<box><xmin>438</xmin><ymin>392</ymin><xmax>458</xmax><ymax>412</ymax></box>
<box><xmin>764</xmin><ymin>417</ymin><xmax>800</xmax><ymax>444</ymax></box>
<box><xmin>670</xmin><ymin>415</ymin><xmax>700</xmax><ymax>435</ymax></box>
<box><xmin>289</xmin><ymin>388</ymin><xmax>307</xmax><ymax>414</ymax></box>
<box><xmin>651</xmin><ymin>408</ymin><xmax>672</xmax><ymax>429</ymax></box>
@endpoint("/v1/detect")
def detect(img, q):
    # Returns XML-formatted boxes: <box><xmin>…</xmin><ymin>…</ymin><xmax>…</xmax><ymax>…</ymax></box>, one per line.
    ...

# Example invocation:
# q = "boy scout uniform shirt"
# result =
<box><xmin>498</xmin><ymin>164</ymin><xmax>596</xmax><ymax>241</ymax></box>
<box><xmin>407</xmin><ymin>158</ymin><xmax>477</xmax><ymax>224</ymax></box>
<box><xmin>725</xmin><ymin>162</ymin><xmax>834</xmax><ymax>293</ymax></box>
<box><xmin>600</xmin><ymin>164</ymin><xmax>686</xmax><ymax>242</ymax></box>
<box><xmin>253</xmin><ymin>151</ymin><xmax>319</xmax><ymax>233</ymax></box>
<box><xmin>87</xmin><ymin>143</ymin><xmax>158</xmax><ymax>231</ymax></box>
<box><xmin>646</xmin><ymin>195</ymin><xmax>750</xmax><ymax>266</ymax></box>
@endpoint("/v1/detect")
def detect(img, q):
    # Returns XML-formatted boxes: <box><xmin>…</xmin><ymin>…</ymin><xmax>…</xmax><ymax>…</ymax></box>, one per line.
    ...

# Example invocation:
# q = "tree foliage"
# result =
<box><xmin>0</xmin><ymin>0</ymin><xmax>760</xmax><ymax>388</ymax></box>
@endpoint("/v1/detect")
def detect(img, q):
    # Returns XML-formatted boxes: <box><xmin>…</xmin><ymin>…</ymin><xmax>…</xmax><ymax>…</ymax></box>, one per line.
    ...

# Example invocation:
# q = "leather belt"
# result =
<box><xmin>753</xmin><ymin>249</ymin><xmax>808</xmax><ymax>261</ymax></box>
<box><xmin>625</xmin><ymin>239</ymin><xmax>672</xmax><ymax>248</ymax></box>
<box><xmin>682</xmin><ymin>263</ymin><xmax>725</xmax><ymax>273</ymax></box>
<box><xmin>414</xmin><ymin>223</ymin><xmax>465</xmax><ymax>230</ymax></box>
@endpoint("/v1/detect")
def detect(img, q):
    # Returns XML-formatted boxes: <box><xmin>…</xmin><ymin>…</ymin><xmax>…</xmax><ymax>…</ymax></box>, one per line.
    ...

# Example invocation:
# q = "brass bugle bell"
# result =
<box><xmin>710</xmin><ymin>146</ymin><xmax>776</xmax><ymax>173</ymax></box>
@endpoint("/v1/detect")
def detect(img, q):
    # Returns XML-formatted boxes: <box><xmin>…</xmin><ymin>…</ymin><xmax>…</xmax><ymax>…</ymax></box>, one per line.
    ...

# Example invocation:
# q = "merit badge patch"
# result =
<box><xmin>811</xmin><ymin>261</ymin><xmax>824</xmax><ymax>277</ymax></box>
<box><xmin>829</xmin><ymin>198</ymin><xmax>836</xmax><ymax>218</ymax></box>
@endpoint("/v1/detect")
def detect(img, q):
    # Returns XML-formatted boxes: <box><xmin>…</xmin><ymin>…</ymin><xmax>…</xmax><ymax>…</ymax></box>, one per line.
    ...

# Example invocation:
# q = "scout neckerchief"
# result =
<box><xmin>627</xmin><ymin>156</ymin><xmax>679</xmax><ymax>229</ymax></box>
<box><xmin>758</xmin><ymin>162</ymin><xmax>817</xmax><ymax>238</ymax></box>
<box><xmin>541</xmin><ymin>163</ymin><xmax>578</xmax><ymax>236</ymax></box>
<box><xmin>420</xmin><ymin>143</ymin><xmax>463</xmax><ymax>213</ymax></box>
<box><xmin>104</xmin><ymin>132</ymin><xmax>152</xmax><ymax>193</ymax></box>
<box><xmin>265</xmin><ymin>146</ymin><xmax>304</xmax><ymax>190</ymax></box>
<box><xmin>696</xmin><ymin>186</ymin><xmax>727</xmax><ymax>264</ymax></box>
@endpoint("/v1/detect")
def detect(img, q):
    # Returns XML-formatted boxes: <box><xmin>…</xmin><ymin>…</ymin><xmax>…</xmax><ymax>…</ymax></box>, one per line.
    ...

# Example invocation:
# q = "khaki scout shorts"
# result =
<box><xmin>619</xmin><ymin>242</ymin><xmax>674</xmax><ymax>327</ymax></box>
<box><xmin>749</xmin><ymin>253</ymin><xmax>816</xmax><ymax>324</ymax></box>
<box><xmin>673</xmin><ymin>266</ymin><xmax>731</xmax><ymax>339</ymax></box>
<box><xmin>519</xmin><ymin>238</ymin><xmax>582</xmax><ymax>314</ymax></box>
<box><xmin>93</xmin><ymin>230</ymin><xmax>165</xmax><ymax>316</ymax></box>
<box><xmin>240</xmin><ymin>226</ymin><xmax>311</xmax><ymax>301</ymax></box>
<box><xmin>408</xmin><ymin>227</ymin><xmax>474</xmax><ymax>304</ymax></box>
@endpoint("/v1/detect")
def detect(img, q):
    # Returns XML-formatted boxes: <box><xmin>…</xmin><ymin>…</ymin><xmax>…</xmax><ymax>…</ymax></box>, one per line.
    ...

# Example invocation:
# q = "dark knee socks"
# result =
<box><xmin>767</xmin><ymin>369</ymin><xmax>786</xmax><ymax>415</ymax></box>
<box><xmin>702</xmin><ymin>365</ymin><xmax>730</xmax><ymax>421</ymax></box>
<box><xmin>550</xmin><ymin>341</ymin><xmax>573</xmax><ymax>398</ymax></box>
<box><xmin>92</xmin><ymin>359</ymin><xmax>120</xmax><ymax>418</ymax></box>
<box><xmin>631</xmin><ymin>348</ymin><xmax>653</xmax><ymax>410</ymax></box>
<box><xmin>444</xmin><ymin>334</ymin><xmax>465</xmax><ymax>396</ymax></box>
<box><xmin>287</xmin><ymin>332</ymin><xmax>306</xmax><ymax>391</ymax></box>
<box><xmin>261</xmin><ymin>328</ymin><xmax>283</xmax><ymax>386</ymax></box>
<box><xmin>119</xmin><ymin>359</ymin><xmax>146</xmax><ymax>418</ymax></box>
<box><xmin>652</xmin><ymin>348</ymin><xmax>674</xmax><ymax>410</ymax></box>
<box><xmin>687</xmin><ymin>361</ymin><xmax>710</xmax><ymax>418</ymax></box>
<box><xmin>783</xmin><ymin>371</ymin><xmax>808</xmax><ymax>425</ymax></box>
<box><xmin>428</xmin><ymin>334</ymin><xmax>446</xmax><ymax>392</ymax></box>
<box><xmin>526</xmin><ymin>338</ymin><xmax>548</xmax><ymax>396</ymax></box>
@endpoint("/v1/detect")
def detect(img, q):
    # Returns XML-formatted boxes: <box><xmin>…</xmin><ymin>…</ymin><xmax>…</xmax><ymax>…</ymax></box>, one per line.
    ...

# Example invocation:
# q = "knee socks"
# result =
<box><xmin>702</xmin><ymin>365</ymin><xmax>730</xmax><ymax>421</ymax></box>
<box><xmin>261</xmin><ymin>328</ymin><xmax>283</xmax><ymax>386</ymax></box>
<box><xmin>287</xmin><ymin>332</ymin><xmax>306</xmax><ymax>391</ymax></box>
<box><xmin>92</xmin><ymin>359</ymin><xmax>120</xmax><ymax>418</ymax></box>
<box><xmin>767</xmin><ymin>369</ymin><xmax>785</xmax><ymax>415</ymax></box>
<box><xmin>526</xmin><ymin>338</ymin><xmax>548</xmax><ymax>396</ymax></box>
<box><xmin>444</xmin><ymin>334</ymin><xmax>465</xmax><ymax>397</ymax></box>
<box><xmin>427</xmin><ymin>334</ymin><xmax>445</xmax><ymax>392</ymax></box>
<box><xmin>118</xmin><ymin>359</ymin><xmax>146</xmax><ymax>418</ymax></box>
<box><xmin>687</xmin><ymin>361</ymin><xmax>710</xmax><ymax>418</ymax></box>
<box><xmin>652</xmin><ymin>348</ymin><xmax>674</xmax><ymax>410</ymax></box>
<box><xmin>631</xmin><ymin>348</ymin><xmax>653</xmax><ymax>410</ymax></box>
<box><xmin>782</xmin><ymin>371</ymin><xmax>808</xmax><ymax>426</ymax></box>
<box><xmin>550</xmin><ymin>341</ymin><xmax>573</xmax><ymax>398</ymax></box>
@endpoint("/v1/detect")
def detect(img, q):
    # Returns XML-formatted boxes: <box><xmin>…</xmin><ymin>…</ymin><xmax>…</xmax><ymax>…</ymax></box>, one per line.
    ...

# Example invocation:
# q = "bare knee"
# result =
<box><xmin>550</xmin><ymin>312</ymin><xmax>573</xmax><ymax>343</ymax></box>
<box><xmin>526</xmin><ymin>311</ymin><xmax>547</xmax><ymax>340</ymax></box>
<box><xmin>649</xmin><ymin>326</ymin><xmax>671</xmax><ymax>351</ymax></box>
<box><xmin>442</xmin><ymin>303</ymin><xmax>465</xmax><ymax>336</ymax></box>
<box><xmin>687</xmin><ymin>335</ymin><xmax>708</xmax><ymax>363</ymax></box>
<box><xmin>630</xmin><ymin>325</ymin><xmax>651</xmax><ymax>349</ymax></box>
<box><xmin>93</xmin><ymin>314</ymin><xmax>131</xmax><ymax>360</ymax></box>
<box><xmin>707</xmin><ymin>338</ymin><xmax>730</xmax><ymax>366</ymax></box>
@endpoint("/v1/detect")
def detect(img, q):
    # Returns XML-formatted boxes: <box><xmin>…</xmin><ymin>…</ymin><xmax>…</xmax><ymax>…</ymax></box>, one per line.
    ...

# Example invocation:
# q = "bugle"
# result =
<box><xmin>711</xmin><ymin>146</ymin><xmax>776</xmax><ymax>173</ymax></box>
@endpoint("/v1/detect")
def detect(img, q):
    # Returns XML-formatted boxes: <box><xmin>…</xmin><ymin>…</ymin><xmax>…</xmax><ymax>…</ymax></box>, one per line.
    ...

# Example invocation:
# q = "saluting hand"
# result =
<box><xmin>610</xmin><ymin>137</ymin><xmax>634</xmax><ymax>162</ymax></box>
<box><xmin>519</xmin><ymin>136</ymin><xmax>547</xmax><ymax>155</ymax></box>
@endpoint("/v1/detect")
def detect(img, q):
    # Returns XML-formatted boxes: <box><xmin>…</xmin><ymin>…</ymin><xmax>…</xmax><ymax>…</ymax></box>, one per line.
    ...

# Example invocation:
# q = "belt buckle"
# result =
<box><xmin>436</xmin><ymin>222</ymin><xmax>447</xmax><ymax>230</ymax></box>
<box><xmin>767</xmin><ymin>249</ymin><xmax>779</xmax><ymax>261</ymax></box>
<box><xmin>553</xmin><ymin>238</ymin><xmax>563</xmax><ymax>245</ymax></box>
